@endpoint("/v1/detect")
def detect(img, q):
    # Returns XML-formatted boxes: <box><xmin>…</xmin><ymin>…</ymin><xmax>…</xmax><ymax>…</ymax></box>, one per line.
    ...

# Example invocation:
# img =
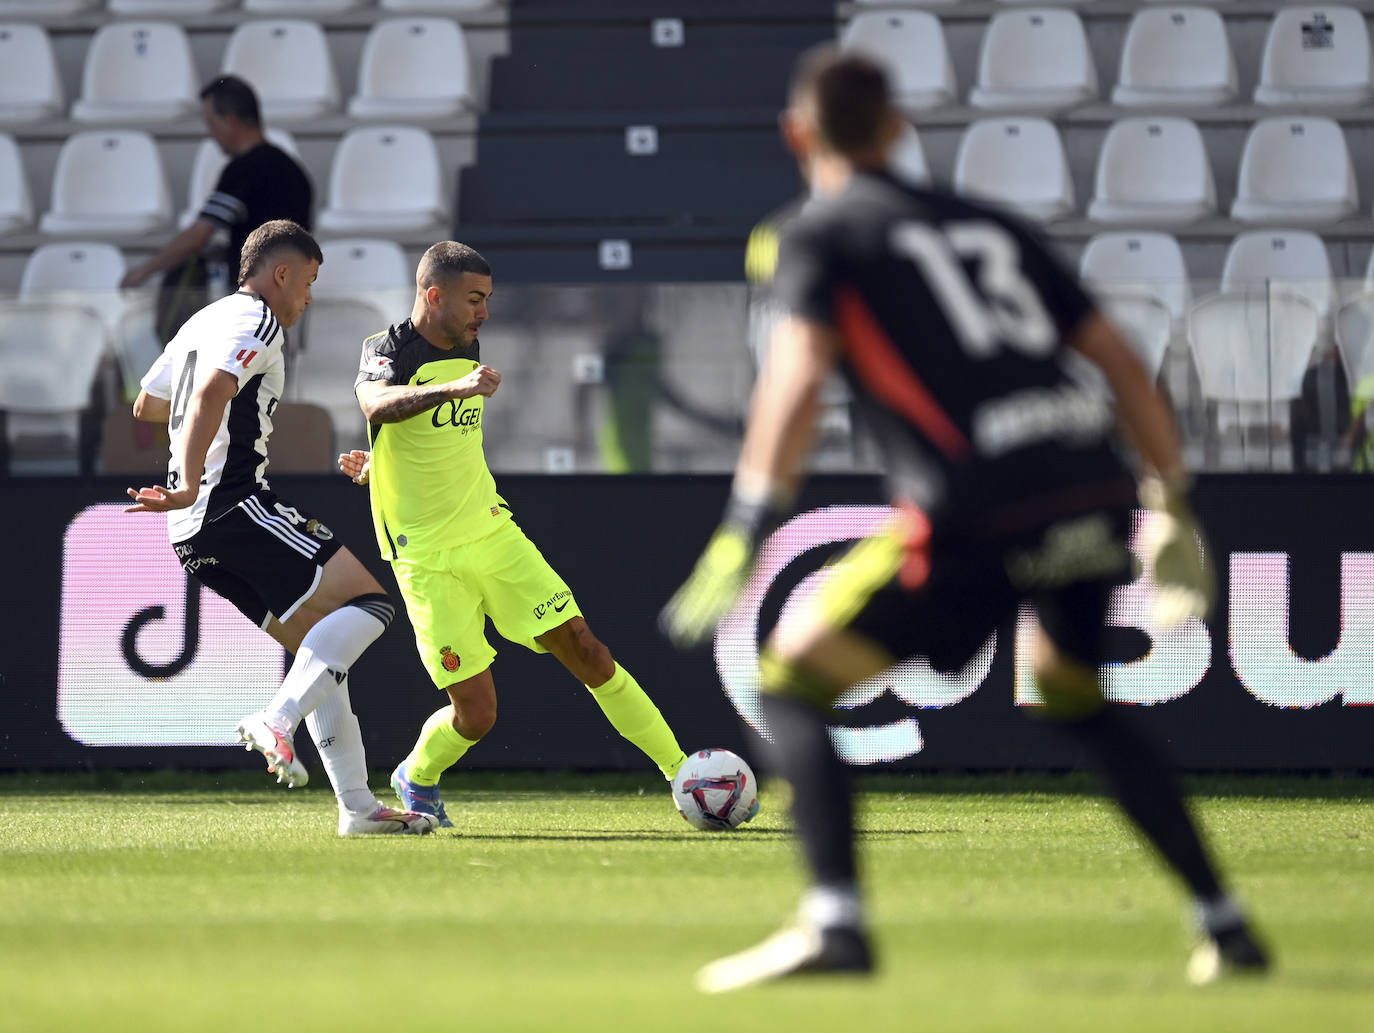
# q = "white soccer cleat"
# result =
<box><xmin>235</xmin><ymin>713</ymin><xmax>309</xmax><ymax>788</ymax></box>
<box><xmin>1186</xmin><ymin>923</ymin><xmax>1271</xmax><ymax>985</ymax></box>
<box><xmin>694</xmin><ymin>922</ymin><xmax>873</xmax><ymax>994</ymax></box>
<box><xmin>338</xmin><ymin>803</ymin><xmax>440</xmax><ymax>837</ymax></box>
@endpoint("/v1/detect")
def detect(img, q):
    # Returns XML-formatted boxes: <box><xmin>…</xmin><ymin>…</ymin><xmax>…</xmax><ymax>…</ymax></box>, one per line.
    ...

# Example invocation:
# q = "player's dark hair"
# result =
<box><xmin>789</xmin><ymin>46</ymin><xmax>891</xmax><ymax>157</ymax></box>
<box><xmin>200</xmin><ymin>75</ymin><xmax>262</xmax><ymax>127</ymax></box>
<box><xmin>238</xmin><ymin>219</ymin><xmax>323</xmax><ymax>286</ymax></box>
<box><xmin>417</xmin><ymin>241</ymin><xmax>491</xmax><ymax>288</ymax></box>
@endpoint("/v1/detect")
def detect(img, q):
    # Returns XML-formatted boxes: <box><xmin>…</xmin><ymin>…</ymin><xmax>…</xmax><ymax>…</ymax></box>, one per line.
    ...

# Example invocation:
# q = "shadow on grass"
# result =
<box><xmin>445</xmin><ymin>828</ymin><xmax>956</xmax><ymax>843</ymax></box>
<box><xmin>0</xmin><ymin>769</ymin><xmax>1371</xmax><ymax>801</ymax></box>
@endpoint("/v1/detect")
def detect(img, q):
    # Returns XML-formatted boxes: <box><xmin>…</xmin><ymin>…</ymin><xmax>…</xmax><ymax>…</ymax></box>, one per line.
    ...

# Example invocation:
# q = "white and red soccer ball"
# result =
<box><xmin>671</xmin><ymin>748</ymin><xmax>760</xmax><ymax>831</ymax></box>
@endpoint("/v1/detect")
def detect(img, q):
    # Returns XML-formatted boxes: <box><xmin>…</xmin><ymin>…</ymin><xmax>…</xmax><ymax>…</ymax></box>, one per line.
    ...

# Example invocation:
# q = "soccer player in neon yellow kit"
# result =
<box><xmin>341</xmin><ymin>241</ymin><xmax>687</xmax><ymax>824</ymax></box>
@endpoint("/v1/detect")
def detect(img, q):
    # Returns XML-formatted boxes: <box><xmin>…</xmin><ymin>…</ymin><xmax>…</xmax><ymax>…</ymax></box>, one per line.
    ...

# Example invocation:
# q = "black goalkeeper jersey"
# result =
<box><xmin>771</xmin><ymin>169</ymin><xmax>1133</xmax><ymax>540</ymax></box>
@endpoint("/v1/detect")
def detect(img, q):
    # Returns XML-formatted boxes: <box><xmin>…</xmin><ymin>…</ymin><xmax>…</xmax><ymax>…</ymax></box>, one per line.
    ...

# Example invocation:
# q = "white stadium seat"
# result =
<box><xmin>954</xmin><ymin>117</ymin><xmax>1074</xmax><ymax>222</ymax></box>
<box><xmin>0</xmin><ymin>301</ymin><xmax>107</xmax><ymax>470</ymax></box>
<box><xmin>1221</xmin><ymin>229</ymin><xmax>1334</xmax><ymax>323</ymax></box>
<box><xmin>970</xmin><ymin>8</ymin><xmax>1097</xmax><ymax>112</ymax></box>
<box><xmin>0</xmin><ymin>0</ymin><xmax>97</xmax><ymax>13</ymax></box>
<box><xmin>39</xmin><ymin>130</ymin><xmax>172</xmax><ymax>237</ymax></box>
<box><xmin>349</xmin><ymin>18</ymin><xmax>475</xmax><ymax>120</ymax></box>
<box><xmin>1198</xmin><ymin>233</ymin><xmax>1329</xmax><ymax>467</ymax></box>
<box><xmin>839</xmin><ymin>10</ymin><xmax>956</xmax><ymax>113</ymax></box>
<box><xmin>1231</xmin><ymin>117</ymin><xmax>1357</xmax><ymax>225</ymax></box>
<box><xmin>0</xmin><ymin>133</ymin><xmax>33</xmax><ymax>237</ymax></box>
<box><xmin>0</xmin><ymin>24</ymin><xmax>64</xmax><ymax>124</ymax></box>
<box><xmin>1335</xmin><ymin>290</ymin><xmax>1374</xmax><ymax>386</ymax></box>
<box><xmin>1079</xmin><ymin>230</ymin><xmax>1192</xmax><ymax>324</ymax></box>
<box><xmin>317</xmin><ymin>126</ymin><xmax>447</xmax><ymax>235</ymax></box>
<box><xmin>1113</xmin><ymin>6</ymin><xmax>1237</xmax><ymax>108</ymax></box>
<box><xmin>221</xmin><ymin>20</ymin><xmax>340</xmax><ymax>124</ymax></box>
<box><xmin>71</xmin><ymin>22</ymin><xmax>199</xmax><ymax>124</ymax></box>
<box><xmin>315</xmin><ymin>237</ymin><xmax>413</xmax><ymax>316</ymax></box>
<box><xmin>19</xmin><ymin>242</ymin><xmax>128</xmax><ymax>334</ymax></box>
<box><xmin>179</xmin><ymin>128</ymin><xmax>300</xmax><ymax>229</ymax></box>
<box><xmin>1088</xmin><ymin>117</ymin><xmax>1215</xmax><ymax>225</ymax></box>
<box><xmin>1255</xmin><ymin>6</ymin><xmax>1373</xmax><ymax>107</ymax></box>
<box><xmin>242</xmin><ymin>0</ymin><xmax>363</xmax><ymax>12</ymax></box>
<box><xmin>292</xmin><ymin>297</ymin><xmax>391</xmax><ymax>452</ymax></box>
<box><xmin>380</xmin><ymin>0</ymin><xmax>505</xmax><ymax>9</ymax></box>
<box><xmin>889</xmin><ymin>121</ymin><xmax>930</xmax><ymax>187</ymax></box>
<box><xmin>108</xmin><ymin>0</ymin><xmax>231</xmax><ymax>12</ymax></box>
<box><xmin>1188</xmin><ymin>290</ymin><xmax>1319</xmax><ymax>431</ymax></box>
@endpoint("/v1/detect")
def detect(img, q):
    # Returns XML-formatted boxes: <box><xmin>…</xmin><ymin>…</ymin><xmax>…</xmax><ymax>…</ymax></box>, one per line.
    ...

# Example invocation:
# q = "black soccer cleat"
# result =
<box><xmin>1187</xmin><ymin>920</ymin><xmax>1271</xmax><ymax>985</ymax></box>
<box><xmin>695</xmin><ymin>922</ymin><xmax>874</xmax><ymax>994</ymax></box>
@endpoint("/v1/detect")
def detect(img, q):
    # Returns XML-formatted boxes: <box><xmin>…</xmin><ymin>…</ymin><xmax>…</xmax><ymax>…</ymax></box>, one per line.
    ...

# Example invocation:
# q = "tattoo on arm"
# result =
<box><xmin>361</xmin><ymin>383</ymin><xmax>453</xmax><ymax>424</ymax></box>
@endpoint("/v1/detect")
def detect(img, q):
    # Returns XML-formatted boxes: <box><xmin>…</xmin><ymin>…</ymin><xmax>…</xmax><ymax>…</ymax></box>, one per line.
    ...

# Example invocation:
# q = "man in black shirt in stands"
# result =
<box><xmin>662</xmin><ymin>47</ymin><xmax>1270</xmax><ymax>992</ymax></box>
<box><xmin>122</xmin><ymin>76</ymin><xmax>312</xmax><ymax>338</ymax></box>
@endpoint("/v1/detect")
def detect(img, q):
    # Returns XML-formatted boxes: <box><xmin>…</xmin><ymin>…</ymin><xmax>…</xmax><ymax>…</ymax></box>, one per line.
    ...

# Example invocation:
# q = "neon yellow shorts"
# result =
<box><xmin>391</xmin><ymin>517</ymin><xmax>583</xmax><ymax>687</ymax></box>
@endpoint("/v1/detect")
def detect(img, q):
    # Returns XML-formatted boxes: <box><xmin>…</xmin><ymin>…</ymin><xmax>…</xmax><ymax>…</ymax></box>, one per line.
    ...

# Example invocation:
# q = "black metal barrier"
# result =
<box><xmin>3</xmin><ymin>475</ymin><xmax>1373</xmax><ymax>772</ymax></box>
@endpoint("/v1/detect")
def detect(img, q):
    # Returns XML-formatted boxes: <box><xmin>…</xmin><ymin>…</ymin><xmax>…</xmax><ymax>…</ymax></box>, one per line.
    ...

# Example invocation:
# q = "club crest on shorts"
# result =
<box><xmin>305</xmin><ymin>519</ymin><xmax>334</xmax><ymax>541</ymax></box>
<box><xmin>440</xmin><ymin>645</ymin><xmax>460</xmax><ymax>672</ymax></box>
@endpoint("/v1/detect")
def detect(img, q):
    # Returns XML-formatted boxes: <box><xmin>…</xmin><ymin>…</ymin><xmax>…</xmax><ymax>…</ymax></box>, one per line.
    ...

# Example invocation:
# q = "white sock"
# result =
<box><xmin>800</xmin><ymin>884</ymin><xmax>863</xmax><ymax>931</ymax></box>
<box><xmin>263</xmin><ymin>600</ymin><xmax>391</xmax><ymax>731</ymax></box>
<box><xmin>304</xmin><ymin>680</ymin><xmax>377</xmax><ymax>815</ymax></box>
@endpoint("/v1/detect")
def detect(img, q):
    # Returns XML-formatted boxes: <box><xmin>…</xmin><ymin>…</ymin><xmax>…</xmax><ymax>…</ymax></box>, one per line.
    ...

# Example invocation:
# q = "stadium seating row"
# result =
<box><xmin>953</xmin><ymin>113</ymin><xmax>1365</xmax><ymax>225</ymax></box>
<box><xmin>0</xmin><ymin>125</ymin><xmax>447</xmax><ymax>240</ymax></box>
<box><xmin>843</xmin><ymin>6</ymin><xmax>1374</xmax><ymax>113</ymax></box>
<box><xmin>0</xmin><ymin>1</ymin><xmax>491</xmax><ymax>15</ymax></box>
<box><xmin>5</xmin><ymin>107</ymin><xmax>1369</xmax><ymax>248</ymax></box>
<box><xmin>4</xmin><ymin>227</ymin><xmax>1368</xmax><ymax>464</ymax></box>
<box><xmin>0</xmin><ymin>18</ymin><xmax>474</xmax><ymax>127</ymax></box>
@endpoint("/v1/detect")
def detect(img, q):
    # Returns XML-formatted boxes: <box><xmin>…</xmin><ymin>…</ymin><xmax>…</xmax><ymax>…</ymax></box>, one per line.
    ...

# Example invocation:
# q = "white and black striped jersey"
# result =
<box><xmin>140</xmin><ymin>290</ymin><xmax>286</xmax><ymax>542</ymax></box>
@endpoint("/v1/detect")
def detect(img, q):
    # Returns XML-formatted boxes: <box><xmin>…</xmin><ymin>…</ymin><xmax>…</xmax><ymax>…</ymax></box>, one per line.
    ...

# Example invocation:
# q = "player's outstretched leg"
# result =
<box><xmin>540</xmin><ymin>618</ymin><xmax>686</xmax><ymax>781</ymax></box>
<box><xmin>584</xmin><ymin>662</ymin><xmax>686</xmax><ymax>780</ymax></box>
<box><xmin>302</xmin><ymin>682</ymin><xmax>439</xmax><ymax>836</ymax></box>
<box><xmin>696</xmin><ymin>650</ymin><xmax>873</xmax><ymax>993</ymax></box>
<box><xmin>1037</xmin><ymin>651</ymin><xmax>1270</xmax><ymax>983</ymax></box>
<box><xmin>238</xmin><ymin>585</ymin><xmax>396</xmax><ymax>787</ymax></box>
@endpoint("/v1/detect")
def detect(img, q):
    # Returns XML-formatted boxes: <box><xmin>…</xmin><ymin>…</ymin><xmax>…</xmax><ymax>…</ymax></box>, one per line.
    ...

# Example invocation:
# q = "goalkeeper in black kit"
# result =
<box><xmin>661</xmin><ymin>46</ymin><xmax>1270</xmax><ymax>992</ymax></box>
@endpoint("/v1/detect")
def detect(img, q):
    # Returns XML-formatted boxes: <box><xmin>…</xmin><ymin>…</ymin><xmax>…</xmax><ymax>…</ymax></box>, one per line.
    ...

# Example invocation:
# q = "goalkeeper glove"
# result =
<box><xmin>659</xmin><ymin>486</ymin><xmax>792</xmax><ymax>649</ymax></box>
<box><xmin>1138</xmin><ymin>474</ymin><xmax>1215</xmax><ymax>627</ymax></box>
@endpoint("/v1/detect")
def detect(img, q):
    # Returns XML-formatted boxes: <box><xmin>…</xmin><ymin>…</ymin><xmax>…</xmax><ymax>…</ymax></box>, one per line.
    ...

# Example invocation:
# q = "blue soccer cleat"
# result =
<box><xmin>391</xmin><ymin>762</ymin><xmax>453</xmax><ymax>828</ymax></box>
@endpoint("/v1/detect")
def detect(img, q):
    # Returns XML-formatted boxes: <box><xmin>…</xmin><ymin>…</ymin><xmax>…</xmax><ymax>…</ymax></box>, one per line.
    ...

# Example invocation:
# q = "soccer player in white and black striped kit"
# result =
<box><xmin>128</xmin><ymin>219</ymin><xmax>437</xmax><ymax>836</ymax></box>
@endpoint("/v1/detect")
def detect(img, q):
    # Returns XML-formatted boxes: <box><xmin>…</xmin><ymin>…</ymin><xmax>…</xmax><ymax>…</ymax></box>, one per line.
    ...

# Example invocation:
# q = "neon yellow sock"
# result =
<box><xmin>405</xmin><ymin>706</ymin><xmax>477</xmax><ymax>786</ymax></box>
<box><xmin>586</xmin><ymin>663</ymin><xmax>687</xmax><ymax>780</ymax></box>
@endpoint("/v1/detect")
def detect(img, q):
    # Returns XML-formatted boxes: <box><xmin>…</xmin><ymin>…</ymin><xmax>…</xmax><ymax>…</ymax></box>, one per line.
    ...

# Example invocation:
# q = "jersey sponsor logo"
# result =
<box><xmin>431</xmin><ymin>398</ymin><xmax>482</xmax><ymax>433</ymax></box>
<box><xmin>234</xmin><ymin>348</ymin><xmax>259</xmax><ymax>366</ymax></box>
<box><xmin>305</xmin><ymin>518</ymin><xmax>334</xmax><ymax>541</ymax></box>
<box><xmin>972</xmin><ymin>384</ymin><xmax>1114</xmax><ymax>457</ymax></box>
<box><xmin>533</xmin><ymin>590</ymin><xmax>572</xmax><ymax>620</ymax></box>
<box><xmin>440</xmin><ymin>645</ymin><xmax>461</xmax><ymax>672</ymax></box>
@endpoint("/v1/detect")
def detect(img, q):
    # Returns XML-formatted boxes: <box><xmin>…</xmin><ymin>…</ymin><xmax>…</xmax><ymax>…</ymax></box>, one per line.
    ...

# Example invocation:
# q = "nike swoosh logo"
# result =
<box><xmin>416</xmin><ymin>377</ymin><xmax>434</xmax><ymax>385</ymax></box>
<box><xmin>553</xmin><ymin>599</ymin><xmax>571</xmax><ymax>612</ymax></box>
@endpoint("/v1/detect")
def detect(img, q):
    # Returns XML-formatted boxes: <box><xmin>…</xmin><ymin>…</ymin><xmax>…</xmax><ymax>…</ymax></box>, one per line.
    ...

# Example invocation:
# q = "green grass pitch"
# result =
<box><xmin>1</xmin><ymin>771</ymin><xmax>1371</xmax><ymax>1033</ymax></box>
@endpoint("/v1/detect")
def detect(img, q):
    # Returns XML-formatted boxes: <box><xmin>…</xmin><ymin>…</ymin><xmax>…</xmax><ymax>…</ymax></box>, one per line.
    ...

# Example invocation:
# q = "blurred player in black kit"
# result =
<box><xmin>662</xmin><ymin>47</ymin><xmax>1270</xmax><ymax>992</ymax></box>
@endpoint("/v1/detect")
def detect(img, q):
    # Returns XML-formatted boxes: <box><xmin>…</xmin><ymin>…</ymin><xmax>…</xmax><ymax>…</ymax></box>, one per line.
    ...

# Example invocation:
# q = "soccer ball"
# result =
<box><xmin>671</xmin><ymin>748</ymin><xmax>760</xmax><ymax>831</ymax></box>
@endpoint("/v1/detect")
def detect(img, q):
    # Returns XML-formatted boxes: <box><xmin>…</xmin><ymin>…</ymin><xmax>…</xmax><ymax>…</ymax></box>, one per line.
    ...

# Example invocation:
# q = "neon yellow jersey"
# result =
<box><xmin>355</xmin><ymin>319</ymin><xmax>510</xmax><ymax>561</ymax></box>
